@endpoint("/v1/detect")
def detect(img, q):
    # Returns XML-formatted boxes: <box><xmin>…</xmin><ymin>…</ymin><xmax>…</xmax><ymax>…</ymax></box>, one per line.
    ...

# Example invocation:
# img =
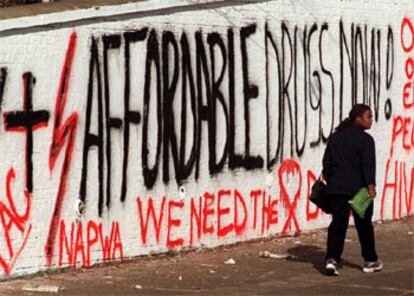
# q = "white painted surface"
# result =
<box><xmin>0</xmin><ymin>0</ymin><xmax>412</xmax><ymax>278</ymax></box>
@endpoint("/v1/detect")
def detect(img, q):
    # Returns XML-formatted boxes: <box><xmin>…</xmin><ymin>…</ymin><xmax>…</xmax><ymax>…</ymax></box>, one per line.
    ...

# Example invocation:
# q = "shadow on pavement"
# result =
<box><xmin>287</xmin><ymin>245</ymin><xmax>361</xmax><ymax>275</ymax></box>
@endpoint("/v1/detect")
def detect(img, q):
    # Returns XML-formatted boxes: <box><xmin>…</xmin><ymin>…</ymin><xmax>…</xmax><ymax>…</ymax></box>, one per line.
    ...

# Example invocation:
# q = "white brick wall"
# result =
<box><xmin>0</xmin><ymin>0</ymin><xmax>412</xmax><ymax>278</ymax></box>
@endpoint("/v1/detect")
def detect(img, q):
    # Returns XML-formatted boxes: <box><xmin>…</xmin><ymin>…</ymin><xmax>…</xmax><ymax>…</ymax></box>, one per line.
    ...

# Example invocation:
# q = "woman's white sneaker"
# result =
<box><xmin>362</xmin><ymin>259</ymin><xmax>383</xmax><ymax>273</ymax></box>
<box><xmin>325</xmin><ymin>258</ymin><xmax>340</xmax><ymax>276</ymax></box>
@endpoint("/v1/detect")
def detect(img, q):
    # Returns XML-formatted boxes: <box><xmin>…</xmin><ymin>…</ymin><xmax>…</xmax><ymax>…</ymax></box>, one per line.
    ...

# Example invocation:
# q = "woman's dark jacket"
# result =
<box><xmin>322</xmin><ymin>123</ymin><xmax>376</xmax><ymax>197</ymax></box>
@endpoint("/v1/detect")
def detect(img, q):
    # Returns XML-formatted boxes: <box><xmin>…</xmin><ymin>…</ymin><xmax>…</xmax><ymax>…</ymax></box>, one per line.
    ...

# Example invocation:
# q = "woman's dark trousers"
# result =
<box><xmin>326</xmin><ymin>194</ymin><xmax>378</xmax><ymax>262</ymax></box>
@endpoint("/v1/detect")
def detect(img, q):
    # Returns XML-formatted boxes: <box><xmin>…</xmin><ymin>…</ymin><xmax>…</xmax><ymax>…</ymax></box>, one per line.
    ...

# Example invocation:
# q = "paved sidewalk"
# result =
<box><xmin>0</xmin><ymin>0</ymin><xmax>140</xmax><ymax>20</ymax></box>
<box><xmin>0</xmin><ymin>217</ymin><xmax>413</xmax><ymax>296</ymax></box>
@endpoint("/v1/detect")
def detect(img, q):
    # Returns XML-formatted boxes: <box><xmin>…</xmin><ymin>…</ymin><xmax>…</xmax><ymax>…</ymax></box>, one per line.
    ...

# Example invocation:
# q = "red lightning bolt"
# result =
<box><xmin>45</xmin><ymin>32</ymin><xmax>79</xmax><ymax>267</ymax></box>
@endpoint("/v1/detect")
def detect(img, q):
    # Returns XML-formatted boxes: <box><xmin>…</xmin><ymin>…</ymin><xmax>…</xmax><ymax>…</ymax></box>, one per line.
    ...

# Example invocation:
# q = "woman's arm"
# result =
<box><xmin>362</xmin><ymin>136</ymin><xmax>376</xmax><ymax>198</ymax></box>
<box><xmin>322</xmin><ymin>141</ymin><xmax>332</xmax><ymax>181</ymax></box>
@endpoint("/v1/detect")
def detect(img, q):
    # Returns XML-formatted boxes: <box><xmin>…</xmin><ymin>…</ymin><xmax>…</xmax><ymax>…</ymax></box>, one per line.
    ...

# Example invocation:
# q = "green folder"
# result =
<box><xmin>348</xmin><ymin>187</ymin><xmax>373</xmax><ymax>219</ymax></box>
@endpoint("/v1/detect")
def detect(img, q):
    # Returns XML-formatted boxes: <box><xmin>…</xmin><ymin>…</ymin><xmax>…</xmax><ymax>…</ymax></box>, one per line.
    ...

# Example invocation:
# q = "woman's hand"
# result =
<box><xmin>368</xmin><ymin>185</ymin><xmax>376</xmax><ymax>198</ymax></box>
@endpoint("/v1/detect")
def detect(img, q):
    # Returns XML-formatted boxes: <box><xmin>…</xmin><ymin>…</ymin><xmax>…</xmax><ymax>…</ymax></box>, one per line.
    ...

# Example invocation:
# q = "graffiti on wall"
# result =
<box><xmin>0</xmin><ymin>2</ymin><xmax>412</xmax><ymax>277</ymax></box>
<box><xmin>381</xmin><ymin>17</ymin><xmax>414</xmax><ymax>220</ymax></box>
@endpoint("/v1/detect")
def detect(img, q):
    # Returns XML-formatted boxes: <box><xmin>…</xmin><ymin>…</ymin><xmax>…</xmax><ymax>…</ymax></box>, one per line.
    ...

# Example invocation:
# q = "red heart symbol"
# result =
<box><xmin>278</xmin><ymin>160</ymin><xmax>302</xmax><ymax>234</ymax></box>
<box><xmin>0</xmin><ymin>168</ymin><xmax>32</xmax><ymax>276</ymax></box>
<box><xmin>0</xmin><ymin>224</ymin><xmax>32</xmax><ymax>275</ymax></box>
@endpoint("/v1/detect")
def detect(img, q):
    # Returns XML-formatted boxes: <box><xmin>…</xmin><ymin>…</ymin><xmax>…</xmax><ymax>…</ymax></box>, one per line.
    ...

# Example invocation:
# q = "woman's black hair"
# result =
<box><xmin>334</xmin><ymin>104</ymin><xmax>371</xmax><ymax>133</ymax></box>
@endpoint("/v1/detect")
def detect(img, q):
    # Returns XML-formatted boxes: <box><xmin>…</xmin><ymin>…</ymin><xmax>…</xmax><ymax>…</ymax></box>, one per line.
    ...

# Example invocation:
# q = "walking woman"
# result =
<box><xmin>322</xmin><ymin>104</ymin><xmax>383</xmax><ymax>276</ymax></box>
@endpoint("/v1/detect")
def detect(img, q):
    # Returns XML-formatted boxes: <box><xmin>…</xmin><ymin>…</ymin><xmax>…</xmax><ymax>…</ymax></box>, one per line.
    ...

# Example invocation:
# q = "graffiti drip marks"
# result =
<box><xmin>0</xmin><ymin>7</ymin><xmax>411</xmax><ymax>277</ymax></box>
<box><xmin>78</xmin><ymin>21</ymin><xmax>395</xmax><ymax>217</ymax></box>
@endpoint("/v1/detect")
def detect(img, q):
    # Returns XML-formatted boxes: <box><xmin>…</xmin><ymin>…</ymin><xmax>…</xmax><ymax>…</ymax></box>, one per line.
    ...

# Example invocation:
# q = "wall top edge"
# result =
<box><xmin>1</xmin><ymin>0</ymin><xmax>410</xmax><ymax>38</ymax></box>
<box><xmin>0</xmin><ymin>0</ymin><xmax>240</xmax><ymax>37</ymax></box>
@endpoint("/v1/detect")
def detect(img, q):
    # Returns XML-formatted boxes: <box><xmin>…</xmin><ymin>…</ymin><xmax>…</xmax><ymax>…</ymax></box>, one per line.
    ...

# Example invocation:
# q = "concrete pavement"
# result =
<box><xmin>0</xmin><ymin>217</ymin><xmax>412</xmax><ymax>295</ymax></box>
<box><xmin>0</xmin><ymin>0</ymin><xmax>141</xmax><ymax>19</ymax></box>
